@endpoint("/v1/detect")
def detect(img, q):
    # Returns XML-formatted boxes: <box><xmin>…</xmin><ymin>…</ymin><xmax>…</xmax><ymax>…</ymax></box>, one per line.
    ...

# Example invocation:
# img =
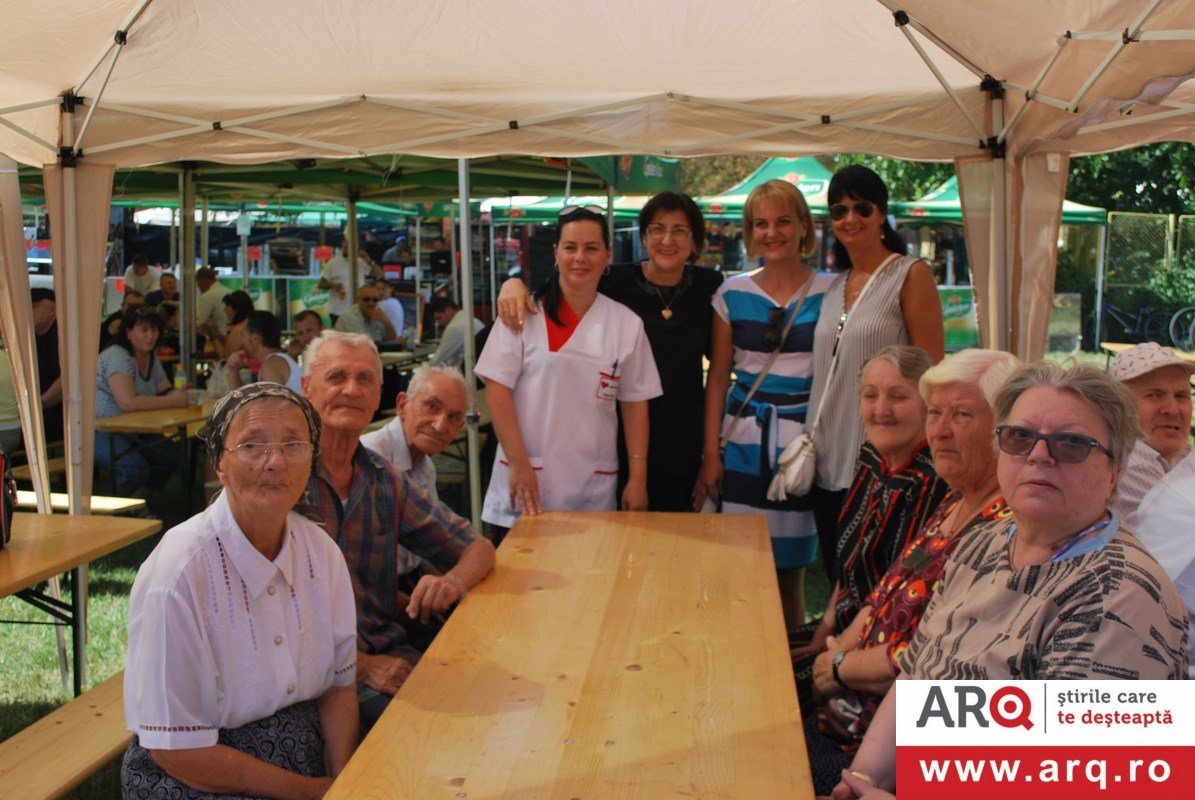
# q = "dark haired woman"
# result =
<box><xmin>497</xmin><ymin>191</ymin><xmax>722</xmax><ymax>511</ymax></box>
<box><xmin>206</xmin><ymin>289</ymin><xmax>255</xmax><ymax>359</ymax></box>
<box><xmin>478</xmin><ymin>207</ymin><xmax>662</xmax><ymax>537</ymax></box>
<box><xmin>806</xmin><ymin>165</ymin><xmax>945</xmax><ymax>580</ymax></box>
<box><xmin>94</xmin><ymin>306</ymin><xmax>190</xmax><ymax>494</ymax></box>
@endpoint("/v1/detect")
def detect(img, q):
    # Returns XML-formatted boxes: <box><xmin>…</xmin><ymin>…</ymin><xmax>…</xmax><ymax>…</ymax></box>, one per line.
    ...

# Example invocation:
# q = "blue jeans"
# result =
<box><xmin>94</xmin><ymin>431</ymin><xmax>180</xmax><ymax>495</ymax></box>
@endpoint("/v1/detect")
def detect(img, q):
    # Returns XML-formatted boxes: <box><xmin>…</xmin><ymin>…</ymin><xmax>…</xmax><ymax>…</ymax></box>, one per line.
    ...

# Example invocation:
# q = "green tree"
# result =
<box><xmin>827</xmin><ymin>155</ymin><xmax>954</xmax><ymax>200</ymax></box>
<box><xmin>1067</xmin><ymin>143</ymin><xmax>1195</xmax><ymax>215</ymax></box>
<box><xmin>679</xmin><ymin>156</ymin><xmax>765</xmax><ymax>196</ymax></box>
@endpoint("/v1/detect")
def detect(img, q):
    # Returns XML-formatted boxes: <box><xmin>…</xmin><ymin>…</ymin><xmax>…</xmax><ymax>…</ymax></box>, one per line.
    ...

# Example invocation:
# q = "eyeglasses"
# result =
<box><xmin>226</xmin><ymin>440</ymin><xmax>314</xmax><ymax>466</ymax></box>
<box><xmin>829</xmin><ymin>201</ymin><xmax>877</xmax><ymax>222</ymax></box>
<box><xmin>559</xmin><ymin>204</ymin><xmax>606</xmax><ymax>220</ymax></box>
<box><xmin>359</xmin><ymin>297</ymin><xmax>379</xmax><ymax>304</ymax></box>
<box><xmin>645</xmin><ymin>224</ymin><xmax>693</xmax><ymax>243</ymax></box>
<box><xmin>994</xmin><ymin>425</ymin><xmax>1113</xmax><ymax>464</ymax></box>
<box><xmin>763</xmin><ymin>306</ymin><xmax>788</xmax><ymax>348</ymax></box>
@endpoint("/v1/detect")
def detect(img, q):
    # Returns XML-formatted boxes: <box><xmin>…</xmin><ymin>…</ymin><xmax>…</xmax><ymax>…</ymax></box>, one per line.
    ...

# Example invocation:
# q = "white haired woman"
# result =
<box><xmin>833</xmin><ymin>361</ymin><xmax>1189</xmax><ymax>800</ymax></box>
<box><xmin>122</xmin><ymin>383</ymin><xmax>358</xmax><ymax>799</ymax></box>
<box><xmin>799</xmin><ymin>348</ymin><xmax>1021</xmax><ymax>795</ymax></box>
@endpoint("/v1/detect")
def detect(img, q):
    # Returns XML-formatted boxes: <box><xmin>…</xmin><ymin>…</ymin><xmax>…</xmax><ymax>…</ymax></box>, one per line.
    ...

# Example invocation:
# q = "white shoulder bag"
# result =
<box><xmin>767</xmin><ymin>255</ymin><xmax>900</xmax><ymax>501</ymax></box>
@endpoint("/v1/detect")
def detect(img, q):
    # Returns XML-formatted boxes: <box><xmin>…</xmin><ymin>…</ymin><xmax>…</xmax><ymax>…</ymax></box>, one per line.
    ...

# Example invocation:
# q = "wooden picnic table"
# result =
<box><xmin>95</xmin><ymin>404</ymin><xmax>212</xmax><ymax>514</ymax></box>
<box><xmin>325</xmin><ymin>511</ymin><xmax>812</xmax><ymax>800</ymax></box>
<box><xmin>0</xmin><ymin>513</ymin><xmax>160</xmax><ymax>695</ymax></box>
<box><xmin>15</xmin><ymin>490</ymin><xmax>146</xmax><ymax>516</ymax></box>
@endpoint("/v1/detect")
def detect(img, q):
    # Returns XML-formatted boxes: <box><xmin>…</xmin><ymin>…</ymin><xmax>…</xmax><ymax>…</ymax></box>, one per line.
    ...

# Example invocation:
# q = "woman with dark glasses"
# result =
<box><xmin>477</xmin><ymin>206</ymin><xmax>662</xmax><ymax>537</ymax></box>
<box><xmin>698</xmin><ymin>179</ymin><xmax>837</xmax><ymax>631</ymax></box>
<box><xmin>496</xmin><ymin>192</ymin><xmax>722</xmax><ymax>512</ymax></box>
<box><xmin>834</xmin><ymin>361</ymin><xmax>1187</xmax><ymax>799</ymax></box>
<box><xmin>806</xmin><ymin>165</ymin><xmax>945</xmax><ymax>583</ymax></box>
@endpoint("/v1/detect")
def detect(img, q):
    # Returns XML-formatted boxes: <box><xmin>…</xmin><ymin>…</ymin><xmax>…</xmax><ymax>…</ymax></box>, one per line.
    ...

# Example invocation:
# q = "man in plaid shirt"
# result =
<box><xmin>301</xmin><ymin>331</ymin><xmax>496</xmax><ymax>725</ymax></box>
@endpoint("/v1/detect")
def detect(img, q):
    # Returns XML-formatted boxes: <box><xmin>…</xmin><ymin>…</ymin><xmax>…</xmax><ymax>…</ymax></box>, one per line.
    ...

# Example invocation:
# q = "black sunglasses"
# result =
<box><xmin>829</xmin><ymin>201</ymin><xmax>877</xmax><ymax>222</ymax></box>
<box><xmin>763</xmin><ymin>306</ymin><xmax>787</xmax><ymax>348</ymax></box>
<box><xmin>995</xmin><ymin>425</ymin><xmax>1114</xmax><ymax>464</ymax></box>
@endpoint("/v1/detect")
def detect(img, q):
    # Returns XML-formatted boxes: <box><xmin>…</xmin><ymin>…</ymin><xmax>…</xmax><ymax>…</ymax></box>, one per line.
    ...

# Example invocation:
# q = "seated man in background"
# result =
<box><xmin>428</xmin><ymin>296</ymin><xmax>484</xmax><ymax>368</ymax></box>
<box><xmin>376</xmin><ymin>279</ymin><xmax>405</xmax><ymax>338</ymax></box>
<box><xmin>333</xmin><ymin>285</ymin><xmax>399</xmax><ymax>344</ymax></box>
<box><xmin>144</xmin><ymin>272</ymin><xmax>179</xmax><ymax>307</ymax></box>
<box><xmin>32</xmin><ymin>288</ymin><xmax>63</xmax><ymax>442</ymax></box>
<box><xmin>123</xmin><ymin>252</ymin><xmax>160</xmax><ymax>296</ymax></box>
<box><xmin>300</xmin><ymin>331</ymin><xmax>495</xmax><ymax>726</ymax></box>
<box><xmin>1108</xmin><ymin>342</ymin><xmax>1195</xmax><ymax>526</ymax></box>
<box><xmin>288</xmin><ymin>309</ymin><xmax>325</xmax><ymax>361</ymax></box>
<box><xmin>227</xmin><ymin>310</ymin><xmax>302</xmax><ymax>393</ymax></box>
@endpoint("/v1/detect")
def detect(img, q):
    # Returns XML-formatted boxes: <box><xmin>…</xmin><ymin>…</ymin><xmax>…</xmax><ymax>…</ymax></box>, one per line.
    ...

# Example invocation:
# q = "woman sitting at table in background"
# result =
<box><xmin>697</xmin><ymin>179</ymin><xmax>836</xmax><ymax>630</ymax></box>
<box><xmin>806</xmin><ymin>165</ymin><xmax>945</xmax><ymax>581</ymax></box>
<box><xmin>497</xmin><ymin>191</ymin><xmax>723</xmax><ymax>512</ymax></box>
<box><xmin>205</xmin><ymin>289</ymin><xmax>254</xmax><ymax>359</ymax></box>
<box><xmin>94</xmin><ymin>306</ymin><xmax>190</xmax><ymax>496</ymax></box>
<box><xmin>800</xmin><ymin>348</ymin><xmax>1019</xmax><ymax>795</ymax></box>
<box><xmin>833</xmin><ymin>361</ymin><xmax>1188</xmax><ymax>800</ymax></box>
<box><xmin>476</xmin><ymin>206</ymin><xmax>662</xmax><ymax>541</ymax></box>
<box><xmin>123</xmin><ymin>383</ymin><xmax>358</xmax><ymax>800</ymax></box>
<box><xmin>790</xmin><ymin>346</ymin><xmax>948</xmax><ymax>695</ymax></box>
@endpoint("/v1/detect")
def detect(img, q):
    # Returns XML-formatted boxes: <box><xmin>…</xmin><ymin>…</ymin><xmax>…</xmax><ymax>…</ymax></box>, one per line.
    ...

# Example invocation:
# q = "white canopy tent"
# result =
<box><xmin>0</xmin><ymin>0</ymin><xmax>1192</xmax><ymax>543</ymax></box>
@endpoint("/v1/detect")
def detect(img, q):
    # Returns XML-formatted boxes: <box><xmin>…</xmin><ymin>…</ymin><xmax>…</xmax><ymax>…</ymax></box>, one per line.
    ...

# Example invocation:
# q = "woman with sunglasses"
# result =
<box><xmin>806</xmin><ymin>165</ymin><xmax>945</xmax><ymax>583</ymax></box>
<box><xmin>496</xmin><ymin>192</ymin><xmax>722</xmax><ymax>512</ymax></box>
<box><xmin>832</xmin><ymin>361</ymin><xmax>1187</xmax><ymax>800</ymax></box>
<box><xmin>698</xmin><ymin>179</ymin><xmax>837</xmax><ymax>630</ymax></box>
<box><xmin>477</xmin><ymin>206</ymin><xmax>662</xmax><ymax>538</ymax></box>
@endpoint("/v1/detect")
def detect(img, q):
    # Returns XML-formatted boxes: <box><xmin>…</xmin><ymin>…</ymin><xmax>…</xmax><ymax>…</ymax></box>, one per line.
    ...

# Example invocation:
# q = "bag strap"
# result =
<box><xmin>806</xmin><ymin>253</ymin><xmax>902</xmax><ymax>439</ymax></box>
<box><xmin>719</xmin><ymin>275</ymin><xmax>816</xmax><ymax>450</ymax></box>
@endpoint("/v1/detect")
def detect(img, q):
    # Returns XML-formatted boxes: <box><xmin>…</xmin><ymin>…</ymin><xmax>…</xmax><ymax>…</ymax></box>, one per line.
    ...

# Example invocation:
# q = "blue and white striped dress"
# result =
<box><xmin>712</xmin><ymin>269</ymin><xmax>836</xmax><ymax>569</ymax></box>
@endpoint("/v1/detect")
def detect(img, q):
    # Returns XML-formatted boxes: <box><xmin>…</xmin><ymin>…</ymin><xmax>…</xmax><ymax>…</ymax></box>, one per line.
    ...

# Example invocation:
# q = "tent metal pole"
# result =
<box><xmin>59</xmin><ymin>105</ymin><xmax>87</xmax><ymax>694</ymax></box>
<box><xmin>488</xmin><ymin>214</ymin><xmax>497</xmax><ymax>317</ymax></box>
<box><xmin>0</xmin><ymin>97</ymin><xmax>60</xmax><ymax>116</ymax></box>
<box><xmin>347</xmin><ymin>191</ymin><xmax>359</xmax><ymax>298</ymax></box>
<box><xmin>199</xmin><ymin>196</ymin><xmax>210</xmax><ymax>269</ymax></box>
<box><xmin>73</xmin><ymin>0</ymin><xmax>153</xmax><ymax>93</ymax></box>
<box><xmin>457</xmin><ymin>158</ymin><xmax>483</xmax><ymax>530</ymax></box>
<box><xmin>1000</xmin><ymin>43</ymin><xmax>1068</xmax><ymax>141</ymax></box>
<box><xmin>606</xmin><ymin>184</ymin><xmax>615</xmax><ymax>244</ymax></box>
<box><xmin>1079</xmin><ymin>106</ymin><xmax>1195</xmax><ymax>134</ymax></box>
<box><xmin>988</xmin><ymin>97</ymin><xmax>1009</xmax><ymax>353</ymax></box>
<box><xmin>74</xmin><ymin>41</ymin><xmax>126</xmax><ymax>153</ymax></box>
<box><xmin>1067</xmin><ymin>0</ymin><xmax>1164</xmax><ymax>111</ymax></box>
<box><xmin>181</xmin><ymin>171</ymin><xmax>197</xmax><ymax>368</ymax></box>
<box><xmin>169</xmin><ymin>207</ymin><xmax>178</xmax><ymax>271</ymax></box>
<box><xmin>895</xmin><ymin>24</ymin><xmax>986</xmax><ymax>141</ymax></box>
<box><xmin>0</xmin><ymin>117</ymin><xmax>58</xmax><ymax>154</ymax></box>
<box><xmin>449</xmin><ymin>208</ymin><xmax>458</xmax><ymax>303</ymax></box>
<box><xmin>1093</xmin><ymin>224</ymin><xmax>1108</xmax><ymax>349</ymax></box>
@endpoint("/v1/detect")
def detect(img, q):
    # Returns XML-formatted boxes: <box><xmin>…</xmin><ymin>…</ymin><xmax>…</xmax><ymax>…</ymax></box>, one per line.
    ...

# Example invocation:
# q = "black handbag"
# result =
<box><xmin>0</xmin><ymin>446</ymin><xmax>16</xmax><ymax>550</ymax></box>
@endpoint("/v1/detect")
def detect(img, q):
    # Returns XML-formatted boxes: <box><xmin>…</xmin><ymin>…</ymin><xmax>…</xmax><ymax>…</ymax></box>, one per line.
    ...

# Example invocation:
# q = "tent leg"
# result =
<box><xmin>347</xmin><ymin>191</ymin><xmax>359</xmax><ymax>294</ymax></box>
<box><xmin>457</xmin><ymin>159</ymin><xmax>483</xmax><ymax>530</ymax></box>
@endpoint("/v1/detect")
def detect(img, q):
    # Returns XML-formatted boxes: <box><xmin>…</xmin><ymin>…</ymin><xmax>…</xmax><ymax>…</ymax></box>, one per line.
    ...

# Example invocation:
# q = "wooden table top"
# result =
<box><xmin>0</xmin><ymin>513</ymin><xmax>160</xmax><ymax>597</ymax></box>
<box><xmin>326</xmin><ymin>511</ymin><xmax>811</xmax><ymax>800</ymax></box>
<box><xmin>15</xmin><ymin>491</ymin><xmax>147</xmax><ymax>516</ymax></box>
<box><xmin>95</xmin><ymin>404</ymin><xmax>211</xmax><ymax>435</ymax></box>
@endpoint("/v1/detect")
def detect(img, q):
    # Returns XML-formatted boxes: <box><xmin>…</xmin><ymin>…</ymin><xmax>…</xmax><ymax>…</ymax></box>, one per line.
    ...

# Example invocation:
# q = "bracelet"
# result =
<box><xmin>629</xmin><ymin>454</ymin><xmax>648</xmax><ymax>460</ymax></box>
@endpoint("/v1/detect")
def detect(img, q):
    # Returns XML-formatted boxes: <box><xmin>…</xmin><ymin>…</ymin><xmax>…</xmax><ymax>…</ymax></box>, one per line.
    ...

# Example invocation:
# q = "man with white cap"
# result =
<box><xmin>1108</xmin><ymin>342</ymin><xmax>1195</xmax><ymax>526</ymax></box>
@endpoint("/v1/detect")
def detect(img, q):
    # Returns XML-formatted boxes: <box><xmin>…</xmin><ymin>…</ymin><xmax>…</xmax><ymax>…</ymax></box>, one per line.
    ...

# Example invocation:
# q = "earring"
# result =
<box><xmin>603</xmin><ymin>264</ymin><xmax>611</xmax><ymax>276</ymax></box>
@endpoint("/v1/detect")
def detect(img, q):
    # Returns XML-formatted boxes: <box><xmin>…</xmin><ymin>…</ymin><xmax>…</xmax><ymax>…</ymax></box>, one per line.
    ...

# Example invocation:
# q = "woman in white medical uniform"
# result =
<box><xmin>476</xmin><ymin>206</ymin><xmax>662</xmax><ymax>538</ymax></box>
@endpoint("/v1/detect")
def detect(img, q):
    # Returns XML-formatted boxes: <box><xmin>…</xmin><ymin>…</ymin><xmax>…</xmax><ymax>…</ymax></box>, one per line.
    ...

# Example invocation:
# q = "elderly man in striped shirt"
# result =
<box><xmin>300</xmin><ymin>330</ymin><xmax>496</xmax><ymax>726</ymax></box>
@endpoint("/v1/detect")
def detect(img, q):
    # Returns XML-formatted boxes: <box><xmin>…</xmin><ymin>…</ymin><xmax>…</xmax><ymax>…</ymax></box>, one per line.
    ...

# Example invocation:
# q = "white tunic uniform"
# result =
<box><xmin>476</xmin><ymin>294</ymin><xmax>662</xmax><ymax>527</ymax></box>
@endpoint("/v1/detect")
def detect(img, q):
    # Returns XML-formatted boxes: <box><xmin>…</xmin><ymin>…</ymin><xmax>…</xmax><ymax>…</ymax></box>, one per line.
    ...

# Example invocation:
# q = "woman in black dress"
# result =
<box><xmin>497</xmin><ymin>192</ymin><xmax>722</xmax><ymax>511</ymax></box>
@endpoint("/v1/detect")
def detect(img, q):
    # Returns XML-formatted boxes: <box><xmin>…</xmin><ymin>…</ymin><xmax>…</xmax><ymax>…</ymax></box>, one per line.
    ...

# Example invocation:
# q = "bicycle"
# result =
<box><xmin>1169</xmin><ymin>306</ymin><xmax>1195</xmax><ymax>350</ymax></box>
<box><xmin>1095</xmin><ymin>301</ymin><xmax>1170</xmax><ymax>345</ymax></box>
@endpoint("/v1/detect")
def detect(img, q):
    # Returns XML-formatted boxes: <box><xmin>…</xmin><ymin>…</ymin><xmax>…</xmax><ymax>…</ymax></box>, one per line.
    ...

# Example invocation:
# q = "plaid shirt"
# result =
<box><xmin>303</xmin><ymin>444</ymin><xmax>480</xmax><ymax>654</ymax></box>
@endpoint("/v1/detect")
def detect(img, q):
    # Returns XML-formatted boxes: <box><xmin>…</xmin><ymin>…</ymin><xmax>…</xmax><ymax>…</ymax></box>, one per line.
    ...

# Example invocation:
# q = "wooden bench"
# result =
<box><xmin>0</xmin><ymin>671</ymin><xmax>129</xmax><ymax>800</ymax></box>
<box><xmin>12</xmin><ymin>456</ymin><xmax>67</xmax><ymax>483</ymax></box>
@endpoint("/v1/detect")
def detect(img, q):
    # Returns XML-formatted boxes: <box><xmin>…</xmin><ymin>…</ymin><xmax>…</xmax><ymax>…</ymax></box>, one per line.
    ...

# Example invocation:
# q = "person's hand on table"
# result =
<box><xmin>508</xmin><ymin>457</ymin><xmax>542</xmax><ymax>517</ymax></box>
<box><xmin>167</xmin><ymin>389</ymin><xmax>191</xmax><ymax>408</ymax></box>
<box><xmin>357</xmin><ymin>652</ymin><xmax>414</xmax><ymax>696</ymax></box>
<box><xmin>406</xmin><ymin>573</ymin><xmax>467</xmax><ymax>624</ymax></box>
<box><xmin>827</xmin><ymin>769</ymin><xmax>894</xmax><ymax>800</ymax></box>
<box><xmin>621</xmin><ymin>479</ymin><xmax>648</xmax><ymax>512</ymax></box>
<box><xmin>496</xmin><ymin>278</ymin><xmax>536</xmax><ymax>333</ymax></box>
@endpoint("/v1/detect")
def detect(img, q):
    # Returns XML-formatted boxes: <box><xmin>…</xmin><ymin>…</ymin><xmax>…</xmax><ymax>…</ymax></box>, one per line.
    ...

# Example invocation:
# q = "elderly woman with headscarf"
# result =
<box><xmin>831</xmin><ymin>361</ymin><xmax>1189</xmax><ymax>800</ymax></box>
<box><xmin>122</xmin><ymin>384</ymin><xmax>358</xmax><ymax>800</ymax></box>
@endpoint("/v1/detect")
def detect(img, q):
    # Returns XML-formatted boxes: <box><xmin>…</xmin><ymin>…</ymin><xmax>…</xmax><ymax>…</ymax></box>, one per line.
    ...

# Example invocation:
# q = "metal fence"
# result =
<box><xmin>1096</xmin><ymin>212</ymin><xmax>1195</xmax><ymax>348</ymax></box>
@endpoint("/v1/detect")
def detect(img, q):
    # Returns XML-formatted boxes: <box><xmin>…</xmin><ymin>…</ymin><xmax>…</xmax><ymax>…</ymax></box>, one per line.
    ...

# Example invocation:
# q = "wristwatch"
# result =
<box><xmin>832</xmin><ymin>651</ymin><xmax>849</xmax><ymax>688</ymax></box>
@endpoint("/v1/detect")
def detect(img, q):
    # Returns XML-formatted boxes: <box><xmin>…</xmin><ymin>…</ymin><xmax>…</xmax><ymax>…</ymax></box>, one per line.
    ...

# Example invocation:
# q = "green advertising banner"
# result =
<box><xmin>939</xmin><ymin>287</ymin><xmax>980</xmax><ymax>351</ymax></box>
<box><xmin>287</xmin><ymin>279</ymin><xmax>331</xmax><ymax>327</ymax></box>
<box><xmin>217</xmin><ymin>277</ymin><xmax>280</xmax><ymax>315</ymax></box>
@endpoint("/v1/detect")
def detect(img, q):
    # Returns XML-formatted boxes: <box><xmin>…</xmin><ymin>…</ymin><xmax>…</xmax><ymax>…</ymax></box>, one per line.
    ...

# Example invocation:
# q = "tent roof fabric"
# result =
<box><xmin>1</xmin><ymin>1</ymin><xmax>1192</xmax><ymax>168</ymax></box>
<box><xmin>894</xmin><ymin>177</ymin><xmax>1108</xmax><ymax>225</ymax></box>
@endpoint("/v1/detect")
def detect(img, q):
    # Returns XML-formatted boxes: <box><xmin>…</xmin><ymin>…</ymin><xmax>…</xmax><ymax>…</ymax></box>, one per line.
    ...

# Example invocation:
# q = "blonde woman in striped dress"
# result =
<box><xmin>698</xmin><ymin>179</ymin><xmax>836</xmax><ymax>631</ymax></box>
<box><xmin>806</xmin><ymin>166</ymin><xmax>944</xmax><ymax>581</ymax></box>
